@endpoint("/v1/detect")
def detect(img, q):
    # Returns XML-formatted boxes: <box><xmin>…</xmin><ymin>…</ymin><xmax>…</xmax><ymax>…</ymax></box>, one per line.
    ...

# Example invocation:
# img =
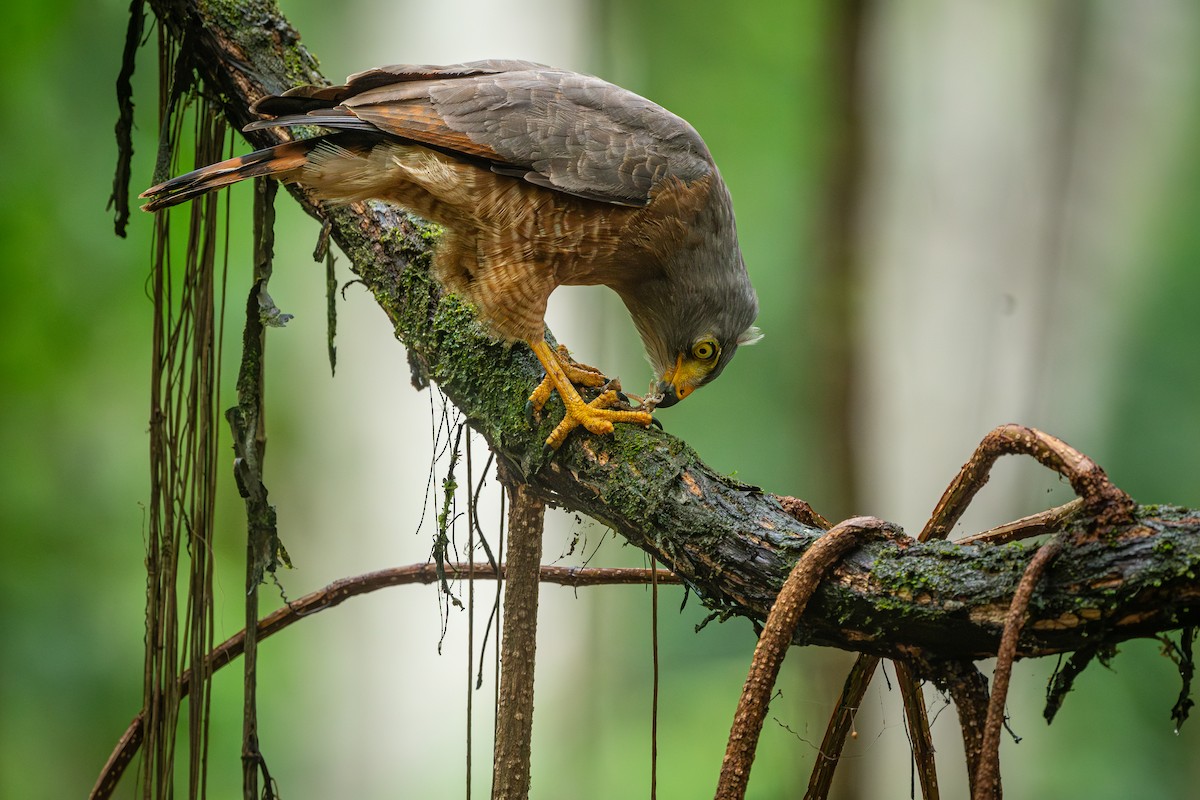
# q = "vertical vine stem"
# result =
<box><xmin>491</xmin><ymin>481</ymin><xmax>546</xmax><ymax>799</ymax></box>
<box><xmin>650</xmin><ymin>556</ymin><xmax>660</xmax><ymax>800</ymax></box>
<box><xmin>466</xmin><ymin>437</ymin><xmax>476</xmax><ymax>800</ymax></box>
<box><xmin>227</xmin><ymin>177</ymin><xmax>285</xmax><ymax>800</ymax></box>
<box><xmin>141</xmin><ymin>50</ymin><xmax>225</xmax><ymax>800</ymax></box>
<box><xmin>895</xmin><ymin>661</ymin><xmax>940</xmax><ymax>800</ymax></box>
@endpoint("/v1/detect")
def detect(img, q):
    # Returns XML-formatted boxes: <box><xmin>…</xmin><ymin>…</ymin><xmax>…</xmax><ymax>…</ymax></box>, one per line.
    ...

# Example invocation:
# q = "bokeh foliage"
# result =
<box><xmin>3</xmin><ymin>0</ymin><xmax>1200</xmax><ymax>798</ymax></box>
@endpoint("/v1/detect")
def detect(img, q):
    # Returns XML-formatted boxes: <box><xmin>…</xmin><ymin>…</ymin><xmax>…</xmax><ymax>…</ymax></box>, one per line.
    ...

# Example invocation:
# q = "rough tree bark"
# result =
<box><xmin>138</xmin><ymin>0</ymin><xmax>1200</xmax><ymax>667</ymax></box>
<box><xmin>491</xmin><ymin>483</ymin><xmax>546</xmax><ymax>799</ymax></box>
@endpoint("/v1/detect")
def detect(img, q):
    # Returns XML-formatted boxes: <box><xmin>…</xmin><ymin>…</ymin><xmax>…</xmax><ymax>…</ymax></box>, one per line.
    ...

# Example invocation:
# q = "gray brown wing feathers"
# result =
<box><xmin>142</xmin><ymin>60</ymin><xmax>714</xmax><ymax>210</ymax></box>
<box><xmin>246</xmin><ymin>60</ymin><xmax>714</xmax><ymax>207</ymax></box>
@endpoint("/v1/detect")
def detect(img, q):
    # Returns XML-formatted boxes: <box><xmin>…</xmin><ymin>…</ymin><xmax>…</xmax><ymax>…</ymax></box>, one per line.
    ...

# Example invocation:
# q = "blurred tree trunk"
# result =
<box><xmin>816</xmin><ymin>3</ymin><xmax>870</xmax><ymax>797</ymax></box>
<box><xmin>854</xmin><ymin>2</ymin><xmax>1200</xmax><ymax>795</ymax></box>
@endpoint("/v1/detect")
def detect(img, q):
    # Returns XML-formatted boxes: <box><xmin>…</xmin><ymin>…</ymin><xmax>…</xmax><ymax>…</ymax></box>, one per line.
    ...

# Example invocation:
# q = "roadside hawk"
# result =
<box><xmin>141</xmin><ymin>60</ymin><xmax>761</xmax><ymax>448</ymax></box>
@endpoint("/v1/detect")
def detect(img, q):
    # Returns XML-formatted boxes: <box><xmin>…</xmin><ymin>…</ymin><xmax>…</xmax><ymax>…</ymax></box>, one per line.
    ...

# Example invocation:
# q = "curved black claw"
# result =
<box><xmin>615</xmin><ymin>390</ymin><xmax>630</xmax><ymax>404</ymax></box>
<box><xmin>525</xmin><ymin>399</ymin><xmax>538</xmax><ymax>424</ymax></box>
<box><xmin>542</xmin><ymin>441</ymin><xmax>557</xmax><ymax>458</ymax></box>
<box><xmin>650</xmin><ymin>417</ymin><xmax>663</xmax><ymax>431</ymax></box>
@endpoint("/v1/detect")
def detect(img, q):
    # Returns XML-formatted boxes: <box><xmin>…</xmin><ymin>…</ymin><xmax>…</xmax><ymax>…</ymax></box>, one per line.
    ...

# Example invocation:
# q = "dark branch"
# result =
<box><xmin>141</xmin><ymin>0</ymin><xmax>1200</xmax><ymax>666</ymax></box>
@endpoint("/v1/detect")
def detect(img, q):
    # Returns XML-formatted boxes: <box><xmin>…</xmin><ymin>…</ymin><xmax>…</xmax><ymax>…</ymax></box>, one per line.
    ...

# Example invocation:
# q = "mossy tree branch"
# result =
<box><xmin>143</xmin><ymin>0</ymin><xmax>1200</xmax><ymax>664</ymax></box>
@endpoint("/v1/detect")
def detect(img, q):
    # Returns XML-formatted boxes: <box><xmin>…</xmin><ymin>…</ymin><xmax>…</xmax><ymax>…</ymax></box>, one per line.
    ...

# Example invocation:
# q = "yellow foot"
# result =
<box><xmin>528</xmin><ymin>340</ymin><xmax>654</xmax><ymax>450</ymax></box>
<box><xmin>529</xmin><ymin>344</ymin><xmax>607</xmax><ymax>413</ymax></box>
<box><xmin>544</xmin><ymin>389</ymin><xmax>654</xmax><ymax>450</ymax></box>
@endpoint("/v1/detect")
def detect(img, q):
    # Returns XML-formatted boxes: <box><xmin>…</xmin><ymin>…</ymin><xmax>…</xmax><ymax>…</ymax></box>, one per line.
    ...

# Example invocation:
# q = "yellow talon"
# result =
<box><xmin>529</xmin><ymin>340</ymin><xmax>653</xmax><ymax>449</ymax></box>
<box><xmin>529</xmin><ymin>344</ymin><xmax>606</xmax><ymax>414</ymax></box>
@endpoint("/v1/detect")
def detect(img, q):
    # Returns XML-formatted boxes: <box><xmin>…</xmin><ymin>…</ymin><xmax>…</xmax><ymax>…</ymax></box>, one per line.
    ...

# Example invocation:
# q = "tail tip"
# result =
<box><xmin>138</xmin><ymin>192</ymin><xmax>166</xmax><ymax>213</ymax></box>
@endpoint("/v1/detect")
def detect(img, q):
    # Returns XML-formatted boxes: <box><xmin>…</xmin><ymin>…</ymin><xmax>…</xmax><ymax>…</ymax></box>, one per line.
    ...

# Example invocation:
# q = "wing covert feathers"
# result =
<box><xmin>240</xmin><ymin>61</ymin><xmax>713</xmax><ymax>208</ymax></box>
<box><xmin>142</xmin><ymin>61</ymin><xmax>717</xmax><ymax>211</ymax></box>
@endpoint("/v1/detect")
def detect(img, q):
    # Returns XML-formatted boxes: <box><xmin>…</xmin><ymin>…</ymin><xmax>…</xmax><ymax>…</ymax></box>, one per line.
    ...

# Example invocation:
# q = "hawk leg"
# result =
<box><xmin>528</xmin><ymin>344</ymin><xmax>607</xmax><ymax>412</ymax></box>
<box><xmin>528</xmin><ymin>339</ymin><xmax>653</xmax><ymax>449</ymax></box>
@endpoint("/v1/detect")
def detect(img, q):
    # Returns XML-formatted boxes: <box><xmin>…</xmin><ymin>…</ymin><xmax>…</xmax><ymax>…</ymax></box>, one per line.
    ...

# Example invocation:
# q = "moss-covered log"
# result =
<box><xmin>143</xmin><ymin>0</ymin><xmax>1200</xmax><ymax>663</ymax></box>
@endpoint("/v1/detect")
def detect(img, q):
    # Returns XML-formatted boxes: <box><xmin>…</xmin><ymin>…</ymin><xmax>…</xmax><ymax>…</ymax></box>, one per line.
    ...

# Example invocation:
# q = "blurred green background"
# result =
<box><xmin>3</xmin><ymin>0</ymin><xmax>1200</xmax><ymax>797</ymax></box>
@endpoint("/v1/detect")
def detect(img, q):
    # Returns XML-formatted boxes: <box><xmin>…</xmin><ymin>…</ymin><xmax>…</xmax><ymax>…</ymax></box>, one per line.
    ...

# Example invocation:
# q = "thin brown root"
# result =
<box><xmin>937</xmin><ymin>661</ymin><xmax>991</xmax><ymax>799</ymax></box>
<box><xmin>804</xmin><ymin>654</ymin><xmax>880</xmax><ymax>800</ymax></box>
<box><xmin>919</xmin><ymin>424</ymin><xmax>1134</xmax><ymax>543</ymax></box>
<box><xmin>896</xmin><ymin>661</ymin><xmax>940</xmax><ymax>800</ymax></box>
<box><xmin>716</xmin><ymin>517</ymin><xmax>899</xmax><ymax>800</ymax></box>
<box><xmin>973</xmin><ymin>538</ymin><xmax>1064</xmax><ymax>799</ymax></box>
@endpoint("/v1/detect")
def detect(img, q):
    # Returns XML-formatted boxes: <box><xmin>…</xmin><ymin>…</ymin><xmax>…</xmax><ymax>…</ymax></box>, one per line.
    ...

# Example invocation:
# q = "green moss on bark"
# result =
<box><xmin>149</xmin><ymin>0</ymin><xmax>1200</xmax><ymax>662</ymax></box>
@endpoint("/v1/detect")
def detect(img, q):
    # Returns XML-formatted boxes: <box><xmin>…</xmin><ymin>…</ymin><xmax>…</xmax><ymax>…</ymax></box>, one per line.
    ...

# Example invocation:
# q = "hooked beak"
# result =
<box><xmin>654</xmin><ymin>381</ymin><xmax>682</xmax><ymax>408</ymax></box>
<box><xmin>653</xmin><ymin>354</ymin><xmax>700</xmax><ymax>409</ymax></box>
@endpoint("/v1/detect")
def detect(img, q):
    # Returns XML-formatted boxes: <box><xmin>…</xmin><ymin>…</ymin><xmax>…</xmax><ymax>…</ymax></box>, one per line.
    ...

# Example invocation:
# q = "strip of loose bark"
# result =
<box><xmin>716</xmin><ymin>517</ymin><xmax>899</xmax><ymax>799</ymax></box>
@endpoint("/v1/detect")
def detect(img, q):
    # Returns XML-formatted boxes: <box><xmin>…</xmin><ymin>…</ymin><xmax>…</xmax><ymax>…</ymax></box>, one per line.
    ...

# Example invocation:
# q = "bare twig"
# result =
<box><xmin>957</xmin><ymin>499</ymin><xmax>1083</xmax><ymax>546</ymax></box>
<box><xmin>716</xmin><ymin>517</ymin><xmax>900</xmax><ymax>800</ymax></box>
<box><xmin>90</xmin><ymin>563</ymin><xmax>680</xmax><ymax>800</ymax></box>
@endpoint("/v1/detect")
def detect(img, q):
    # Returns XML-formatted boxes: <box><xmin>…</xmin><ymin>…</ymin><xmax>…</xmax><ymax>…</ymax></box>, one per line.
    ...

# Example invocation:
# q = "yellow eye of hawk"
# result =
<box><xmin>692</xmin><ymin>338</ymin><xmax>718</xmax><ymax>362</ymax></box>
